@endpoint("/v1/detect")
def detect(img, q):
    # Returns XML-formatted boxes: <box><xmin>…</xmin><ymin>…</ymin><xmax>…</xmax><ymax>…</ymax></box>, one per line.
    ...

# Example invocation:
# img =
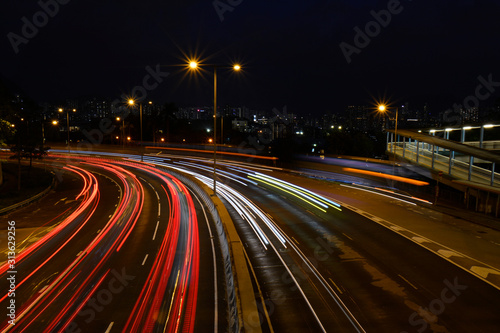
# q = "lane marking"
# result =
<box><xmin>39</xmin><ymin>285</ymin><xmax>49</xmax><ymax>294</ymax></box>
<box><xmin>411</xmin><ymin>237</ymin><xmax>427</xmax><ymax>244</ymax></box>
<box><xmin>471</xmin><ymin>266</ymin><xmax>500</xmax><ymax>279</ymax></box>
<box><xmin>329</xmin><ymin>278</ymin><xmax>343</xmax><ymax>294</ymax></box>
<box><xmin>105</xmin><ymin>322</ymin><xmax>114</xmax><ymax>333</ymax></box>
<box><xmin>342</xmin><ymin>233</ymin><xmax>353</xmax><ymax>241</ymax></box>
<box><xmin>152</xmin><ymin>221</ymin><xmax>159</xmax><ymax>241</ymax></box>
<box><xmin>142</xmin><ymin>254</ymin><xmax>149</xmax><ymax>266</ymax></box>
<box><xmin>190</xmin><ymin>188</ymin><xmax>220</xmax><ymax>333</ymax></box>
<box><xmin>437</xmin><ymin>249</ymin><xmax>462</xmax><ymax>258</ymax></box>
<box><xmin>330</xmin><ymin>195</ymin><xmax>500</xmax><ymax>290</ymax></box>
<box><xmin>398</xmin><ymin>274</ymin><xmax>418</xmax><ymax>290</ymax></box>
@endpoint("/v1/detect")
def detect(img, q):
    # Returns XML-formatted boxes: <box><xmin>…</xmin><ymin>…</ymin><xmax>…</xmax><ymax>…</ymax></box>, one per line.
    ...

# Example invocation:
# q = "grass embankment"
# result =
<box><xmin>0</xmin><ymin>162</ymin><xmax>53</xmax><ymax>209</ymax></box>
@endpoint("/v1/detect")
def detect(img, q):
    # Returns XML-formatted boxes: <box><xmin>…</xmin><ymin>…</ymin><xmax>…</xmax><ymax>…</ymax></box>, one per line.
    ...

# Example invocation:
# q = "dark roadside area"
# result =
<box><xmin>0</xmin><ymin>162</ymin><xmax>53</xmax><ymax>210</ymax></box>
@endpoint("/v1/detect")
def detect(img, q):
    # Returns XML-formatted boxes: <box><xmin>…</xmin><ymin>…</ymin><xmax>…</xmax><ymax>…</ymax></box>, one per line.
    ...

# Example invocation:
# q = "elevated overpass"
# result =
<box><xmin>386</xmin><ymin>128</ymin><xmax>500</xmax><ymax>217</ymax></box>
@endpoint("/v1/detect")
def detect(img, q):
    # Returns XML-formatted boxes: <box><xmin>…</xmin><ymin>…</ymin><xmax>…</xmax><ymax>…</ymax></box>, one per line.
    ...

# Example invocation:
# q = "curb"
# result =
<box><xmin>209</xmin><ymin>192</ymin><xmax>262</xmax><ymax>333</ymax></box>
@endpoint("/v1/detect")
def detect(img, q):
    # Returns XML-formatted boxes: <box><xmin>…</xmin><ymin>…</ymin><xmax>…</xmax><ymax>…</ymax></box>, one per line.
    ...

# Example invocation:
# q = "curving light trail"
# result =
<box><xmin>1</xmin><ymin>156</ymin><xmax>201</xmax><ymax>333</ymax></box>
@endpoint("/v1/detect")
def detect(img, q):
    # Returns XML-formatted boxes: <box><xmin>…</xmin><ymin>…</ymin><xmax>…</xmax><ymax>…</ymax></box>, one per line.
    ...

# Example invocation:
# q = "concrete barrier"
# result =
<box><xmin>164</xmin><ymin>169</ymin><xmax>261</xmax><ymax>332</ymax></box>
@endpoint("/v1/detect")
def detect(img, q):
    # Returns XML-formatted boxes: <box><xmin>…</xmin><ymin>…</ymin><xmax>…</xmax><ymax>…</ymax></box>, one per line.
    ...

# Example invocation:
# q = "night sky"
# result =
<box><xmin>1</xmin><ymin>0</ymin><xmax>499</xmax><ymax>115</ymax></box>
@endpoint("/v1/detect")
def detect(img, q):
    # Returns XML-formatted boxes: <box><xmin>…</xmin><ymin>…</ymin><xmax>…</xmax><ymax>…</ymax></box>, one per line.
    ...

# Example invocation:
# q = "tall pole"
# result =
<box><xmin>41</xmin><ymin>121</ymin><xmax>45</xmax><ymax>149</ymax></box>
<box><xmin>66</xmin><ymin>111</ymin><xmax>70</xmax><ymax>153</ymax></box>
<box><xmin>213</xmin><ymin>66</ymin><xmax>217</xmax><ymax>196</ymax></box>
<box><xmin>394</xmin><ymin>108</ymin><xmax>398</xmax><ymax>154</ymax></box>
<box><xmin>140</xmin><ymin>103</ymin><xmax>143</xmax><ymax>162</ymax></box>
<box><xmin>122</xmin><ymin>119</ymin><xmax>125</xmax><ymax>149</ymax></box>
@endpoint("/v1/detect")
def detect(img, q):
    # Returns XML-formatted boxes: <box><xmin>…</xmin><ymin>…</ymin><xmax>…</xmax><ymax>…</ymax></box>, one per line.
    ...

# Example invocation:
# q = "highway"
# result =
<box><xmin>135</xmin><ymin>152</ymin><xmax>500</xmax><ymax>333</ymax></box>
<box><xmin>0</xmin><ymin>157</ymin><xmax>224</xmax><ymax>332</ymax></box>
<box><xmin>1</xmin><ymin>150</ymin><xmax>499</xmax><ymax>332</ymax></box>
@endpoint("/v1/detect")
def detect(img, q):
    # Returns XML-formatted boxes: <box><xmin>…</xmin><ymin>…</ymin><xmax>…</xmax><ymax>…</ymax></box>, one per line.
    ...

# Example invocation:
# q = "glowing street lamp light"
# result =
<box><xmin>127</xmin><ymin>99</ymin><xmax>147</xmax><ymax>161</ymax></box>
<box><xmin>378</xmin><ymin>103</ymin><xmax>399</xmax><ymax>159</ymax></box>
<box><xmin>187</xmin><ymin>59</ymin><xmax>242</xmax><ymax>196</ymax></box>
<box><xmin>58</xmin><ymin>108</ymin><xmax>76</xmax><ymax>153</ymax></box>
<box><xmin>116</xmin><ymin>116</ymin><xmax>126</xmax><ymax>148</ymax></box>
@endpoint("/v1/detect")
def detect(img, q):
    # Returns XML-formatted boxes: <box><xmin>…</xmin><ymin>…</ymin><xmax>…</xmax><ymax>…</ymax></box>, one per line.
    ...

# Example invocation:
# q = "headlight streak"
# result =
<box><xmin>138</xmin><ymin>157</ymin><xmax>370</xmax><ymax>332</ymax></box>
<box><xmin>135</xmin><ymin>156</ymin><xmax>287</xmax><ymax>249</ymax></box>
<box><xmin>340</xmin><ymin>184</ymin><xmax>423</xmax><ymax>206</ymax></box>
<box><xmin>1</xmin><ymin>160</ymin><xmax>146</xmax><ymax>332</ymax></box>
<box><xmin>129</xmin><ymin>157</ymin><xmax>268</xmax><ymax>247</ymax></box>
<box><xmin>0</xmin><ymin>165</ymin><xmax>100</xmax><ymax>306</ymax></box>
<box><xmin>30</xmin><ymin>151</ymin><xmax>369</xmax><ymax>332</ymax></box>
<box><xmin>370</xmin><ymin>185</ymin><xmax>432</xmax><ymax>204</ymax></box>
<box><xmin>1</xmin><ymin>155</ymin><xmax>200</xmax><ymax>332</ymax></box>
<box><xmin>248</xmin><ymin>173</ymin><xmax>342</xmax><ymax>212</ymax></box>
<box><xmin>117</xmin><ymin>162</ymin><xmax>199</xmax><ymax>333</ymax></box>
<box><xmin>45</xmin><ymin>269</ymin><xmax>111</xmax><ymax>333</ymax></box>
<box><xmin>249</xmin><ymin>175</ymin><xmax>328</xmax><ymax>213</ymax></box>
<box><xmin>174</xmin><ymin>160</ymin><xmax>258</xmax><ymax>186</ymax></box>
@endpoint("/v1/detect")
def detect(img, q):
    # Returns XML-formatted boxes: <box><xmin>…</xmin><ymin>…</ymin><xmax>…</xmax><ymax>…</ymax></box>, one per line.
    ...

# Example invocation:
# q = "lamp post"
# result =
<box><xmin>188</xmin><ymin>61</ymin><xmax>241</xmax><ymax>196</ymax></box>
<box><xmin>378</xmin><ymin>104</ymin><xmax>398</xmax><ymax>154</ymax></box>
<box><xmin>116</xmin><ymin>117</ymin><xmax>125</xmax><ymax>149</ymax></box>
<box><xmin>58</xmin><ymin>108</ymin><xmax>76</xmax><ymax>153</ymax></box>
<box><xmin>127</xmin><ymin>99</ymin><xmax>150</xmax><ymax>162</ymax></box>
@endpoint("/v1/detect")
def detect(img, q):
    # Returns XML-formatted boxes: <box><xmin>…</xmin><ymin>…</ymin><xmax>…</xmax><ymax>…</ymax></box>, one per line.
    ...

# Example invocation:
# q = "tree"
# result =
<box><xmin>9</xmin><ymin>143</ymin><xmax>49</xmax><ymax>191</ymax></box>
<box><xmin>0</xmin><ymin>119</ymin><xmax>16</xmax><ymax>185</ymax></box>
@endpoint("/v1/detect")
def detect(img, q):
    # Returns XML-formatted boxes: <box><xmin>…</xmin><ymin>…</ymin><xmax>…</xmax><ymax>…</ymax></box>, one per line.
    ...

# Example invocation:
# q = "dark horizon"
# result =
<box><xmin>2</xmin><ymin>1</ymin><xmax>500</xmax><ymax>116</ymax></box>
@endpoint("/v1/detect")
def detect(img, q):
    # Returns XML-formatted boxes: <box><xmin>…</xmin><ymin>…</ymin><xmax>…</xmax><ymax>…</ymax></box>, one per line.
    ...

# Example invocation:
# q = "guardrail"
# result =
<box><xmin>0</xmin><ymin>176</ymin><xmax>55</xmax><ymax>215</ymax></box>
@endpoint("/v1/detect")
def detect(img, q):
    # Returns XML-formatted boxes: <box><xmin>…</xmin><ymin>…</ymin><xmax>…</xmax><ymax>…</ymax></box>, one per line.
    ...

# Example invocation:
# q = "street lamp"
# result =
<box><xmin>127</xmin><ymin>99</ymin><xmax>151</xmax><ymax>162</ymax></box>
<box><xmin>116</xmin><ymin>117</ymin><xmax>125</xmax><ymax>149</ymax></box>
<box><xmin>41</xmin><ymin>118</ymin><xmax>58</xmax><ymax>148</ymax></box>
<box><xmin>378</xmin><ymin>104</ymin><xmax>398</xmax><ymax>154</ymax></box>
<box><xmin>58</xmin><ymin>108</ymin><xmax>76</xmax><ymax>153</ymax></box>
<box><xmin>188</xmin><ymin>60</ymin><xmax>241</xmax><ymax>196</ymax></box>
